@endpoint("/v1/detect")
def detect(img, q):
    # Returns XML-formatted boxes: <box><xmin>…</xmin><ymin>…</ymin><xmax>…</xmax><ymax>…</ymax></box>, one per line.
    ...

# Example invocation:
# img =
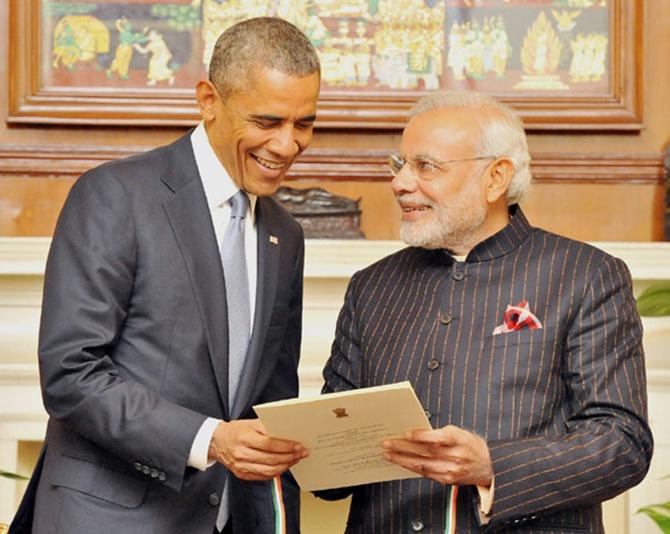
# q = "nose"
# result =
<box><xmin>268</xmin><ymin>125</ymin><xmax>302</xmax><ymax>159</ymax></box>
<box><xmin>391</xmin><ymin>165</ymin><xmax>417</xmax><ymax>196</ymax></box>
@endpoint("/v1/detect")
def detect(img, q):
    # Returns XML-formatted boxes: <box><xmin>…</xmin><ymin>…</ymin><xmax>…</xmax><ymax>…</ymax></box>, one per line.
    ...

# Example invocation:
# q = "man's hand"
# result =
<box><xmin>381</xmin><ymin>424</ymin><xmax>493</xmax><ymax>487</ymax></box>
<box><xmin>208</xmin><ymin>419</ymin><xmax>308</xmax><ymax>481</ymax></box>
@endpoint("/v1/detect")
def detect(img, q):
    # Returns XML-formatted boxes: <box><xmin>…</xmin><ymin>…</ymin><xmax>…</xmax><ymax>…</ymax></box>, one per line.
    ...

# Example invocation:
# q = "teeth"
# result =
<box><xmin>252</xmin><ymin>154</ymin><xmax>284</xmax><ymax>170</ymax></box>
<box><xmin>402</xmin><ymin>206</ymin><xmax>430</xmax><ymax>212</ymax></box>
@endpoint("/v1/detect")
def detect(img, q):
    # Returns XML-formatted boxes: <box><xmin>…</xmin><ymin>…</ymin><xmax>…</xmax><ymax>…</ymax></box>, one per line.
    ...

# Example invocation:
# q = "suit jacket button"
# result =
<box><xmin>208</xmin><ymin>492</ymin><xmax>220</xmax><ymax>506</ymax></box>
<box><xmin>427</xmin><ymin>359</ymin><xmax>440</xmax><ymax>371</ymax></box>
<box><xmin>410</xmin><ymin>520</ymin><xmax>424</xmax><ymax>531</ymax></box>
<box><xmin>142</xmin><ymin>465</ymin><xmax>151</xmax><ymax>475</ymax></box>
<box><xmin>424</xmin><ymin>409</ymin><xmax>431</xmax><ymax>419</ymax></box>
<box><xmin>439</xmin><ymin>312</ymin><xmax>453</xmax><ymax>325</ymax></box>
<box><xmin>133</xmin><ymin>462</ymin><xmax>142</xmax><ymax>471</ymax></box>
<box><xmin>158</xmin><ymin>472</ymin><xmax>167</xmax><ymax>482</ymax></box>
<box><xmin>150</xmin><ymin>468</ymin><xmax>159</xmax><ymax>478</ymax></box>
<box><xmin>452</xmin><ymin>271</ymin><xmax>464</xmax><ymax>281</ymax></box>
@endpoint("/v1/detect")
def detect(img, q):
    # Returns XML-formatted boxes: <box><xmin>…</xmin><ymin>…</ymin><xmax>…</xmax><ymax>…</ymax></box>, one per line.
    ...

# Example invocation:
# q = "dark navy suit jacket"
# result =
<box><xmin>11</xmin><ymin>133</ymin><xmax>304</xmax><ymax>534</ymax></box>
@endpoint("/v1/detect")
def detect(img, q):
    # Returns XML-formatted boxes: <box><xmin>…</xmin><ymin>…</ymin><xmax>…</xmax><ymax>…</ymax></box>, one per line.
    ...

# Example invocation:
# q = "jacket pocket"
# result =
<box><xmin>51</xmin><ymin>454</ymin><xmax>148</xmax><ymax>508</ymax></box>
<box><xmin>485</xmin><ymin>325</ymin><xmax>560</xmax><ymax>349</ymax></box>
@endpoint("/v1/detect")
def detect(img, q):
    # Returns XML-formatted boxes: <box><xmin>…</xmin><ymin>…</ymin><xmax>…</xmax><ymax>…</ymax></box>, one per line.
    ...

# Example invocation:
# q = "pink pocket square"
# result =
<box><xmin>492</xmin><ymin>300</ymin><xmax>543</xmax><ymax>335</ymax></box>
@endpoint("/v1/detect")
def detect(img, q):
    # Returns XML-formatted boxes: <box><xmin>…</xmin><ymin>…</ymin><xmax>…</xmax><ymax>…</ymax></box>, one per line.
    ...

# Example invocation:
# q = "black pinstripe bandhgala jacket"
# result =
<box><xmin>317</xmin><ymin>207</ymin><xmax>652</xmax><ymax>534</ymax></box>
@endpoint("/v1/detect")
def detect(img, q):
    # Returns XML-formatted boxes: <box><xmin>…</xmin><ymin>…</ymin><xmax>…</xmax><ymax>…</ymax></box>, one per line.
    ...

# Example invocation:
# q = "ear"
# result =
<box><xmin>195</xmin><ymin>80</ymin><xmax>219</xmax><ymax>122</ymax></box>
<box><xmin>484</xmin><ymin>157</ymin><xmax>515</xmax><ymax>204</ymax></box>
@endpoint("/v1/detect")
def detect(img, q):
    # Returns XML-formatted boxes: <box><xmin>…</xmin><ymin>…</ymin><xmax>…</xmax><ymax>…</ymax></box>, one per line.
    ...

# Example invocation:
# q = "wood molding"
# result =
<box><xmin>0</xmin><ymin>145</ymin><xmax>664</xmax><ymax>185</ymax></box>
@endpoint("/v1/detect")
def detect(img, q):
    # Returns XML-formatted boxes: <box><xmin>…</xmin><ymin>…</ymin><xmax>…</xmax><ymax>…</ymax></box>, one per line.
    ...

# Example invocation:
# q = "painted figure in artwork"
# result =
<box><xmin>352</xmin><ymin>21</ymin><xmax>371</xmax><ymax>85</ymax></box>
<box><xmin>276</xmin><ymin>0</ymin><xmax>313</xmax><ymax>30</ymax></box>
<box><xmin>106</xmin><ymin>17</ymin><xmax>148</xmax><ymax>80</ymax></box>
<box><xmin>373</xmin><ymin>0</ymin><xmax>444</xmax><ymax>90</ymax></box>
<box><xmin>590</xmin><ymin>33</ymin><xmax>608</xmax><ymax>81</ymax></box>
<box><xmin>53</xmin><ymin>22</ymin><xmax>79</xmax><ymax>69</ymax></box>
<box><xmin>447</xmin><ymin>22</ymin><xmax>467</xmax><ymax>81</ymax></box>
<box><xmin>516</xmin><ymin>11</ymin><xmax>567</xmax><ymax>90</ymax></box>
<box><xmin>464</xmin><ymin>21</ymin><xmax>485</xmax><ymax>79</ymax></box>
<box><xmin>491</xmin><ymin>16</ymin><xmax>511</xmax><ymax>78</ymax></box>
<box><xmin>52</xmin><ymin>15</ymin><xmax>109</xmax><ymax>71</ymax></box>
<box><xmin>448</xmin><ymin>16</ymin><xmax>510</xmax><ymax>81</ymax></box>
<box><xmin>569</xmin><ymin>33</ymin><xmax>608</xmax><ymax>83</ymax></box>
<box><xmin>303</xmin><ymin>8</ymin><xmax>330</xmax><ymax>47</ymax></box>
<box><xmin>134</xmin><ymin>30</ymin><xmax>176</xmax><ymax>86</ymax></box>
<box><xmin>201</xmin><ymin>0</ymin><xmax>273</xmax><ymax>69</ymax></box>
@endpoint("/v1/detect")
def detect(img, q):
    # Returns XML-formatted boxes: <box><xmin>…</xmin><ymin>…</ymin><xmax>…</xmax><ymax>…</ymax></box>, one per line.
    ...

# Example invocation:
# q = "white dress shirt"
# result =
<box><xmin>187</xmin><ymin>122</ymin><xmax>258</xmax><ymax>470</ymax></box>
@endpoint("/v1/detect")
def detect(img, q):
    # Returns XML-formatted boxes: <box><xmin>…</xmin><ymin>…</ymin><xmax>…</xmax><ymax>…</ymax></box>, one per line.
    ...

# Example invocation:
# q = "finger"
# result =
<box><xmin>226</xmin><ymin>448</ymin><xmax>297</xmax><ymax>473</ymax></box>
<box><xmin>384</xmin><ymin>452</ymin><xmax>462</xmax><ymax>485</ymax></box>
<box><xmin>243</xmin><ymin>431</ymin><xmax>304</xmax><ymax>454</ymax></box>
<box><xmin>231</xmin><ymin>446</ymin><xmax>304</xmax><ymax>467</ymax></box>
<box><xmin>407</xmin><ymin>426</ymin><xmax>461</xmax><ymax>446</ymax></box>
<box><xmin>382</xmin><ymin>451</ymin><xmax>428</xmax><ymax>476</ymax></box>
<box><xmin>248</xmin><ymin>418</ymin><xmax>269</xmax><ymax>435</ymax></box>
<box><xmin>230</xmin><ymin>461</ymin><xmax>293</xmax><ymax>481</ymax></box>
<box><xmin>232</xmin><ymin>419</ymin><xmax>303</xmax><ymax>452</ymax></box>
<box><xmin>417</xmin><ymin>458</ymin><xmax>459</xmax><ymax>476</ymax></box>
<box><xmin>251</xmin><ymin>419</ymin><xmax>306</xmax><ymax>449</ymax></box>
<box><xmin>382</xmin><ymin>438</ymin><xmax>433</xmax><ymax>457</ymax></box>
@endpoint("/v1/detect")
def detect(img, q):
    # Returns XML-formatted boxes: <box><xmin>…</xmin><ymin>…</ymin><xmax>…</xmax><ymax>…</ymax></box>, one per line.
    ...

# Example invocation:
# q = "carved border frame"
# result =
<box><xmin>8</xmin><ymin>0</ymin><xmax>643</xmax><ymax>130</ymax></box>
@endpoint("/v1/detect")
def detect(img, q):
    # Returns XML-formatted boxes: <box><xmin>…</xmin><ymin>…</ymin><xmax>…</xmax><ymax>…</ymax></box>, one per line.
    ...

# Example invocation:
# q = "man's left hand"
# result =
<box><xmin>381</xmin><ymin>424</ymin><xmax>493</xmax><ymax>487</ymax></box>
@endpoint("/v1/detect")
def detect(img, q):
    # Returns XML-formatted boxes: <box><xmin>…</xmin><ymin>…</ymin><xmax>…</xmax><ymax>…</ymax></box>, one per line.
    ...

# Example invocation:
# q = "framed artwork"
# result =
<box><xmin>8</xmin><ymin>0</ymin><xmax>642</xmax><ymax>130</ymax></box>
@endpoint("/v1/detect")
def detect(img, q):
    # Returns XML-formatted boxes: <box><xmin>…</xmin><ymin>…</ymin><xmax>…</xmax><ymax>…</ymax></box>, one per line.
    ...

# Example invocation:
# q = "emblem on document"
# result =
<box><xmin>332</xmin><ymin>407</ymin><xmax>348</xmax><ymax>418</ymax></box>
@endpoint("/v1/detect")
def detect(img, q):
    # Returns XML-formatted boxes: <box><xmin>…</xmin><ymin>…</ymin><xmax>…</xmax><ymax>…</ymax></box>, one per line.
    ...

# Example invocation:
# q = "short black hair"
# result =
<box><xmin>208</xmin><ymin>17</ymin><xmax>321</xmax><ymax>98</ymax></box>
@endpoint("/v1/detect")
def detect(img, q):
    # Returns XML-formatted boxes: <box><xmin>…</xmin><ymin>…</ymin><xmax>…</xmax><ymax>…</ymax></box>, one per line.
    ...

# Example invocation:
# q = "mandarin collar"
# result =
<box><xmin>444</xmin><ymin>205</ymin><xmax>533</xmax><ymax>263</ymax></box>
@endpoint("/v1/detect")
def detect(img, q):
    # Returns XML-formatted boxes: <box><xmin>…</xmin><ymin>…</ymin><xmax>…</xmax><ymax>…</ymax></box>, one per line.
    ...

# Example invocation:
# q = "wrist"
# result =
<box><xmin>207</xmin><ymin>420</ymin><xmax>228</xmax><ymax>462</ymax></box>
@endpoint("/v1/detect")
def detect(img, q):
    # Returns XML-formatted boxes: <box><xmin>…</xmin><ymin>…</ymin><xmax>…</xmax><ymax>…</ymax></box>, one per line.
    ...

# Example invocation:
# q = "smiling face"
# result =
<box><xmin>197</xmin><ymin>66</ymin><xmax>320</xmax><ymax>196</ymax></box>
<box><xmin>392</xmin><ymin>108</ymin><xmax>502</xmax><ymax>253</ymax></box>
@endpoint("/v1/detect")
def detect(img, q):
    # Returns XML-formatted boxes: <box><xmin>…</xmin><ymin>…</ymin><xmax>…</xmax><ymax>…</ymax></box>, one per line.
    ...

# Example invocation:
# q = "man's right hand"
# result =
<box><xmin>208</xmin><ymin>419</ymin><xmax>308</xmax><ymax>480</ymax></box>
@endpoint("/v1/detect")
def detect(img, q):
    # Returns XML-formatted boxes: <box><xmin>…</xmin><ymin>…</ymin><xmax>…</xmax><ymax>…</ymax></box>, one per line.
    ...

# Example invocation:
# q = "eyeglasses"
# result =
<box><xmin>389</xmin><ymin>153</ymin><xmax>499</xmax><ymax>180</ymax></box>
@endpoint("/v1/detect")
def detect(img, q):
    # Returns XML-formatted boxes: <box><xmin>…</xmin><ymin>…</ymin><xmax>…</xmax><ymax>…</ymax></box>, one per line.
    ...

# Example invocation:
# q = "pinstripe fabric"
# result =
<box><xmin>318</xmin><ymin>207</ymin><xmax>652</xmax><ymax>534</ymax></box>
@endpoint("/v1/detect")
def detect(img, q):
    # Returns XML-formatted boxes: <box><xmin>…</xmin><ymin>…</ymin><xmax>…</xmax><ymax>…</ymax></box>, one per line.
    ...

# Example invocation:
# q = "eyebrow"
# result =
<box><xmin>249</xmin><ymin>114</ymin><xmax>317</xmax><ymax>123</ymax></box>
<box><xmin>411</xmin><ymin>152</ymin><xmax>441</xmax><ymax>161</ymax></box>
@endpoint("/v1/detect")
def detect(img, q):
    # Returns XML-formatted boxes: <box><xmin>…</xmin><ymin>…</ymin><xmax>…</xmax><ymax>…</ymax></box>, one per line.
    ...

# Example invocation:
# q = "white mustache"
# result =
<box><xmin>396</xmin><ymin>194</ymin><xmax>435</xmax><ymax>208</ymax></box>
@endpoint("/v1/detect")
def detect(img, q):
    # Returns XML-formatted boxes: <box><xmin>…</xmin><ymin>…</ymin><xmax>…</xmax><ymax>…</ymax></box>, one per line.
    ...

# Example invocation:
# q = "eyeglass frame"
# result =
<box><xmin>388</xmin><ymin>153</ymin><xmax>503</xmax><ymax>180</ymax></box>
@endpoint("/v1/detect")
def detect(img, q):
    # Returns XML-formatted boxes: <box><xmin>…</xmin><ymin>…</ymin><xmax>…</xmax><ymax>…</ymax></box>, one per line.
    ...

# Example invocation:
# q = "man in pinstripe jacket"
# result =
<box><xmin>317</xmin><ymin>91</ymin><xmax>652</xmax><ymax>533</ymax></box>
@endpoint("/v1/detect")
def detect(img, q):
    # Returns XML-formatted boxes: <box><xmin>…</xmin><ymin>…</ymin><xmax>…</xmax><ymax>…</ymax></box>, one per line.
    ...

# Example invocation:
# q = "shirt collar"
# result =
<box><xmin>190</xmin><ymin>122</ymin><xmax>257</xmax><ymax>217</ymax></box>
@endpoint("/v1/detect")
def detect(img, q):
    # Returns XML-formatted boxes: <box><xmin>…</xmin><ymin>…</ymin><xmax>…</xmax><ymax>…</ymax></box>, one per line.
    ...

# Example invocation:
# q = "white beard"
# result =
<box><xmin>398</xmin><ymin>181</ymin><xmax>487</xmax><ymax>251</ymax></box>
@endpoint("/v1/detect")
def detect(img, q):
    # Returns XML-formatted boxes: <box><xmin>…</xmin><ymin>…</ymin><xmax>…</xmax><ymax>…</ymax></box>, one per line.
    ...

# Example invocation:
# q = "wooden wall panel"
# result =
<box><xmin>0</xmin><ymin>176</ymin><xmax>74</xmax><ymax>236</ymax></box>
<box><xmin>0</xmin><ymin>0</ymin><xmax>669</xmax><ymax>241</ymax></box>
<box><xmin>0</xmin><ymin>176</ymin><xmax>663</xmax><ymax>242</ymax></box>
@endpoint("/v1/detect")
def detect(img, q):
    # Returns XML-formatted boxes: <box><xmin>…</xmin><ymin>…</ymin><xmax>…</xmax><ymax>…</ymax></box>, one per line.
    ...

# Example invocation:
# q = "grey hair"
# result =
<box><xmin>410</xmin><ymin>91</ymin><xmax>532</xmax><ymax>205</ymax></box>
<box><xmin>209</xmin><ymin>17</ymin><xmax>321</xmax><ymax>98</ymax></box>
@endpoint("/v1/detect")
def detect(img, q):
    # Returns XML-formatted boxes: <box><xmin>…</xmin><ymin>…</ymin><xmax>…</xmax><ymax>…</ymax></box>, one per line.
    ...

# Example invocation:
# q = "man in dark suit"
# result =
<box><xmin>317</xmin><ymin>91</ymin><xmax>652</xmax><ymax>533</ymax></box>
<box><xmin>11</xmin><ymin>17</ymin><xmax>320</xmax><ymax>534</ymax></box>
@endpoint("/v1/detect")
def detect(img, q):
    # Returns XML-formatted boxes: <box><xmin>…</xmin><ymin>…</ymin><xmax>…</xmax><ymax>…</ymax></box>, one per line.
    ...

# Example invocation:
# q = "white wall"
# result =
<box><xmin>1</xmin><ymin>238</ymin><xmax>669</xmax><ymax>531</ymax></box>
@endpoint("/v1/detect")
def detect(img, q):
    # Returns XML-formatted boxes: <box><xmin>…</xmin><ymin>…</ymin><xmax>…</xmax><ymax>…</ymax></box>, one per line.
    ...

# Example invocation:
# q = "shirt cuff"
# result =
<box><xmin>476</xmin><ymin>476</ymin><xmax>495</xmax><ymax>525</ymax></box>
<box><xmin>187</xmin><ymin>417</ymin><xmax>221</xmax><ymax>471</ymax></box>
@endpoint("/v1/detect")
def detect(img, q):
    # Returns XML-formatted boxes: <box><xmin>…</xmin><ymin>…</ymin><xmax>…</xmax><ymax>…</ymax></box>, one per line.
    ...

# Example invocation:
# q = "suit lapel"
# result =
<box><xmin>232</xmin><ymin>198</ymin><xmax>280</xmax><ymax>419</ymax></box>
<box><xmin>161</xmin><ymin>136</ymin><xmax>231</xmax><ymax>416</ymax></box>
